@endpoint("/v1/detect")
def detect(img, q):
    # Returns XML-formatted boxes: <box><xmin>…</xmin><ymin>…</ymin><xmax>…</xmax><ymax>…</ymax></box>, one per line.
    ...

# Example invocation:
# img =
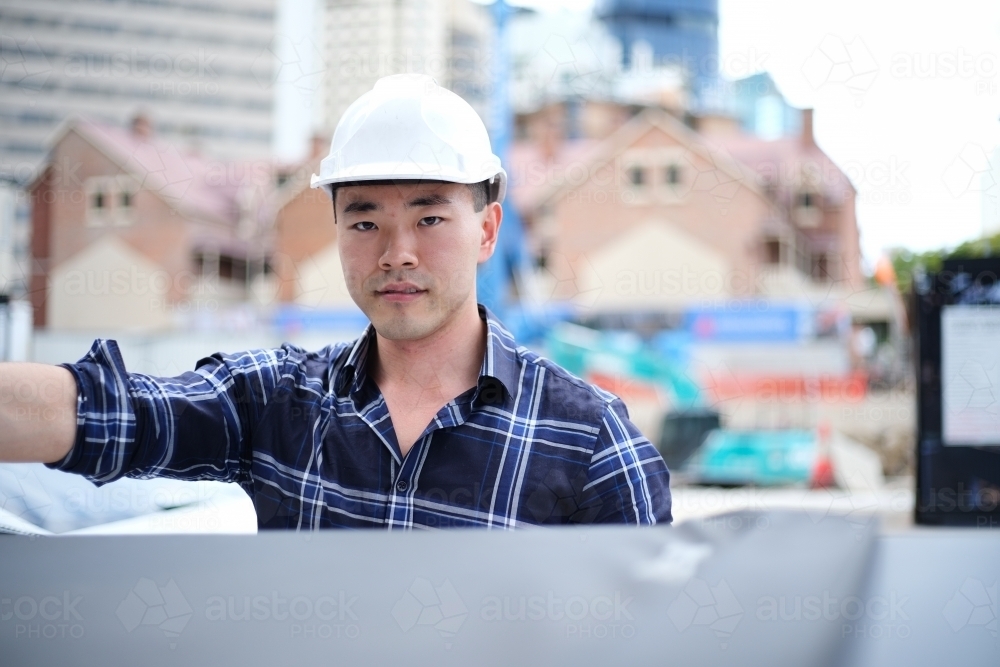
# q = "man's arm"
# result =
<box><xmin>586</xmin><ymin>398</ymin><xmax>673</xmax><ymax>525</ymax></box>
<box><xmin>3</xmin><ymin>339</ymin><xmax>294</xmax><ymax>487</ymax></box>
<box><xmin>0</xmin><ymin>363</ymin><xmax>77</xmax><ymax>463</ymax></box>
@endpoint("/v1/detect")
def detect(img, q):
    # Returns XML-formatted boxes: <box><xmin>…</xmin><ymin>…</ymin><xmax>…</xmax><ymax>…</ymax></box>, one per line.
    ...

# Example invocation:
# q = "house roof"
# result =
<box><xmin>508</xmin><ymin>108</ymin><xmax>856</xmax><ymax>216</ymax></box>
<box><xmin>270</xmin><ymin>157</ymin><xmax>323</xmax><ymax>215</ymax></box>
<box><xmin>510</xmin><ymin>108</ymin><xmax>771</xmax><ymax>214</ymax></box>
<box><xmin>507</xmin><ymin>139</ymin><xmax>600</xmax><ymax>213</ymax></box>
<box><xmin>706</xmin><ymin>132</ymin><xmax>856</xmax><ymax>205</ymax></box>
<box><xmin>46</xmin><ymin>117</ymin><xmax>274</xmax><ymax>226</ymax></box>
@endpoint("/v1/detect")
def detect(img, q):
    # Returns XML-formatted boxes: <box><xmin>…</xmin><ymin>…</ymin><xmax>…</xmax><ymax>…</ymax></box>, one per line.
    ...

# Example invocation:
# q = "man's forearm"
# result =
<box><xmin>0</xmin><ymin>363</ymin><xmax>78</xmax><ymax>463</ymax></box>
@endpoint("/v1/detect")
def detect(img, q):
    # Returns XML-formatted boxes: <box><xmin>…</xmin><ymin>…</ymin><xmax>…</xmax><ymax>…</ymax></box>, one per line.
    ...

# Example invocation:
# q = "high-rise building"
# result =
<box><xmin>595</xmin><ymin>0</ymin><xmax>719</xmax><ymax>107</ymax></box>
<box><xmin>0</xmin><ymin>0</ymin><xmax>277</xmax><ymax>178</ymax></box>
<box><xmin>507</xmin><ymin>7</ymin><xmax>690</xmax><ymax>118</ymax></box>
<box><xmin>444</xmin><ymin>0</ymin><xmax>493</xmax><ymax>124</ymax></box>
<box><xmin>730</xmin><ymin>72</ymin><xmax>802</xmax><ymax>141</ymax></box>
<box><xmin>316</xmin><ymin>0</ymin><xmax>492</xmax><ymax>133</ymax></box>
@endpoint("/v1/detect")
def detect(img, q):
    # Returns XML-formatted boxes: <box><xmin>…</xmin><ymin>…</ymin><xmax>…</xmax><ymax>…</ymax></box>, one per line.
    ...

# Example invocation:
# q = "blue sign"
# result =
<box><xmin>683</xmin><ymin>305</ymin><xmax>806</xmax><ymax>343</ymax></box>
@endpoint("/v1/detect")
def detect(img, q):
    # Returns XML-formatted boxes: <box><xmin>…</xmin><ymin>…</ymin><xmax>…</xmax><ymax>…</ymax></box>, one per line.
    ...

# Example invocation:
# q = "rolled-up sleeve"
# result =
<box><xmin>586</xmin><ymin>398</ymin><xmax>673</xmax><ymax>525</ymax></box>
<box><xmin>45</xmin><ymin>339</ymin><xmax>289</xmax><ymax>487</ymax></box>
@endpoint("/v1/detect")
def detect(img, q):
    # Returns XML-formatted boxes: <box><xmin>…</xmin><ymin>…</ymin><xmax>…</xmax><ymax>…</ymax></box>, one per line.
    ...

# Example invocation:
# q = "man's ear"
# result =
<box><xmin>478</xmin><ymin>201</ymin><xmax>503</xmax><ymax>264</ymax></box>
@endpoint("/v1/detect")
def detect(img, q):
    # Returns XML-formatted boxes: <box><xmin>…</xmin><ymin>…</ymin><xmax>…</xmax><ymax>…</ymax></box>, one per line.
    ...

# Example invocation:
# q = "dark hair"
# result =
<box><xmin>467</xmin><ymin>179</ymin><xmax>490</xmax><ymax>212</ymax></box>
<box><xmin>332</xmin><ymin>179</ymin><xmax>492</xmax><ymax>223</ymax></box>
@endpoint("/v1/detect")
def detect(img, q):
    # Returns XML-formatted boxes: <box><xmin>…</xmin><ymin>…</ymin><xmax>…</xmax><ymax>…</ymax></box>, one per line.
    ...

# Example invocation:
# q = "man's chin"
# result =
<box><xmin>367</xmin><ymin>309</ymin><xmax>439</xmax><ymax>341</ymax></box>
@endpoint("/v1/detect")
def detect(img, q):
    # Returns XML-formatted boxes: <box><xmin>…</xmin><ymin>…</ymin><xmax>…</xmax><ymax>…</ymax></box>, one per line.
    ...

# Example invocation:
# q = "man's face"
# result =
<box><xmin>336</xmin><ymin>181</ymin><xmax>502</xmax><ymax>341</ymax></box>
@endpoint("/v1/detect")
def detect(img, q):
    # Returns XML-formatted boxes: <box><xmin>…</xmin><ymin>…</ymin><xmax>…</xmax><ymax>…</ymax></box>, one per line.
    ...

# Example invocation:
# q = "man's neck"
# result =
<box><xmin>370</xmin><ymin>302</ymin><xmax>486</xmax><ymax>398</ymax></box>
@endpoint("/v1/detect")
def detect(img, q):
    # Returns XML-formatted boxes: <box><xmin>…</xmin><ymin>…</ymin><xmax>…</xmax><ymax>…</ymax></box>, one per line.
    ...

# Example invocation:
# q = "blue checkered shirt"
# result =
<box><xmin>48</xmin><ymin>307</ymin><xmax>672</xmax><ymax>529</ymax></box>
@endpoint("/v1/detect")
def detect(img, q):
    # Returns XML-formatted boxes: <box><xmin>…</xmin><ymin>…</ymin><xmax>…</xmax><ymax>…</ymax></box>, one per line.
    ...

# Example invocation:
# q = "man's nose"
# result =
<box><xmin>378</xmin><ymin>227</ymin><xmax>419</xmax><ymax>270</ymax></box>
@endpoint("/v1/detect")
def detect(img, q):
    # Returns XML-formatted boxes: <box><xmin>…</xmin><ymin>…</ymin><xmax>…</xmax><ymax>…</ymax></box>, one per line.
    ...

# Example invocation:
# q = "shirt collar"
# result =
<box><xmin>334</xmin><ymin>304</ymin><xmax>520</xmax><ymax>404</ymax></box>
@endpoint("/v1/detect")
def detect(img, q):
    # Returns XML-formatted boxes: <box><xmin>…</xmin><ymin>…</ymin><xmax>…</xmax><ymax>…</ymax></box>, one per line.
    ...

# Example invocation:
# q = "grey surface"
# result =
<box><xmin>0</xmin><ymin>511</ymin><xmax>877</xmax><ymax>666</ymax></box>
<box><xmin>837</xmin><ymin>529</ymin><xmax>1000</xmax><ymax>666</ymax></box>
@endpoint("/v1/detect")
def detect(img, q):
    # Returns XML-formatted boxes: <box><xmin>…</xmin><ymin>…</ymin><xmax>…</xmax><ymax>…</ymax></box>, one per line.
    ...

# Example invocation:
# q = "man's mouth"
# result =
<box><xmin>377</xmin><ymin>283</ymin><xmax>427</xmax><ymax>301</ymax></box>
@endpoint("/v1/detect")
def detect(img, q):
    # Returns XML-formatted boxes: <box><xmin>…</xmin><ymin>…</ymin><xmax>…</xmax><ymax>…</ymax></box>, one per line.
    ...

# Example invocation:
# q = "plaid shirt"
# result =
<box><xmin>48</xmin><ymin>307</ymin><xmax>672</xmax><ymax>529</ymax></box>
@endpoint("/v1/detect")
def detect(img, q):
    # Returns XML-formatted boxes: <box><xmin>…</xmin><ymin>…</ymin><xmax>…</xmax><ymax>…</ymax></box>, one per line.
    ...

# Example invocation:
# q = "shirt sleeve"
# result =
<box><xmin>45</xmin><ymin>339</ymin><xmax>290</xmax><ymax>487</ymax></box>
<box><xmin>585</xmin><ymin>398</ymin><xmax>673</xmax><ymax>525</ymax></box>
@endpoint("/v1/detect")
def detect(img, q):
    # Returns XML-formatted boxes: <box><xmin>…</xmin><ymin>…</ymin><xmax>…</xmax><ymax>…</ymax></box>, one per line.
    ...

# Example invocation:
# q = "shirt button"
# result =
<box><xmin>396</xmin><ymin>480</ymin><xmax>408</xmax><ymax>492</ymax></box>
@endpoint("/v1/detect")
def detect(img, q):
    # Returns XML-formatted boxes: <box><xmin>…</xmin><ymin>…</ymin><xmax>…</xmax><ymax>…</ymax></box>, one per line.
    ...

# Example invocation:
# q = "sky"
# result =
<box><xmin>276</xmin><ymin>0</ymin><xmax>1000</xmax><ymax>266</ymax></box>
<box><xmin>713</xmin><ymin>0</ymin><xmax>1000</xmax><ymax>266</ymax></box>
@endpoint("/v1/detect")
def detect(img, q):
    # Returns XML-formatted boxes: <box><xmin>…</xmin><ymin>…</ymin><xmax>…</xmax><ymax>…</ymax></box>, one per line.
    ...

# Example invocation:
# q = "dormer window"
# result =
<box><xmin>665</xmin><ymin>164</ymin><xmax>682</xmax><ymax>185</ymax></box>
<box><xmin>85</xmin><ymin>176</ymin><xmax>137</xmax><ymax>227</ymax></box>
<box><xmin>628</xmin><ymin>165</ymin><xmax>645</xmax><ymax>186</ymax></box>
<box><xmin>622</xmin><ymin>147</ymin><xmax>689</xmax><ymax>205</ymax></box>
<box><xmin>793</xmin><ymin>190</ymin><xmax>821</xmax><ymax>228</ymax></box>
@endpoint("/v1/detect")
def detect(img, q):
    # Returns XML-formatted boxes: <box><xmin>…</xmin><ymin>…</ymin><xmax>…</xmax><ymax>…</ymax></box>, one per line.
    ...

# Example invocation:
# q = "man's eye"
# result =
<box><xmin>419</xmin><ymin>216</ymin><xmax>442</xmax><ymax>226</ymax></box>
<box><xmin>351</xmin><ymin>221</ymin><xmax>377</xmax><ymax>231</ymax></box>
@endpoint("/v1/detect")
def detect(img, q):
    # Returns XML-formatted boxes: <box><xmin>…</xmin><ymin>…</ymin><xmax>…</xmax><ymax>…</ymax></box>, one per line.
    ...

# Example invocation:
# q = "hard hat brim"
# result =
<box><xmin>310</xmin><ymin>167</ymin><xmax>506</xmax><ymax>205</ymax></box>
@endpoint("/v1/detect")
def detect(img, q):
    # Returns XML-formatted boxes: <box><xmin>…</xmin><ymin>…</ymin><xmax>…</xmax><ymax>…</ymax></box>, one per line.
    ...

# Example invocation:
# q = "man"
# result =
<box><xmin>0</xmin><ymin>75</ymin><xmax>671</xmax><ymax>529</ymax></box>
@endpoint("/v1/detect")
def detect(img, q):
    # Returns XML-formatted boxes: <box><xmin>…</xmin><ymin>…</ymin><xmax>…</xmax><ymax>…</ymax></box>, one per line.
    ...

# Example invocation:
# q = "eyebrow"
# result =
<box><xmin>342</xmin><ymin>200</ymin><xmax>380</xmax><ymax>214</ymax></box>
<box><xmin>406</xmin><ymin>194</ymin><xmax>452</xmax><ymax>208</ymax></box>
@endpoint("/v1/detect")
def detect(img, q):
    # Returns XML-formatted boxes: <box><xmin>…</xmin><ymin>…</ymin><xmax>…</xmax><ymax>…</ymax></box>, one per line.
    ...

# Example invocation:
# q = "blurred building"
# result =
<box><xmin>508</xmin><ymin>100</ymin><xmax>865</xmax><ymax>316</ymax></box>
<box><xmin>316</xmin><ymin>0</ymin><xmax>493</xmax><ymax>131</ymax></box>
<box><xmin>444</xmin><ymin>0</ymin><xmax>495</xmax><ymax>123</ymax></box>
<box><xmin>508</xmin><ymin>8</ymin><xmax>620</xmax><ymax>114</ymax></box>
<box><xmin>0</xmin><ymin>181</ymin><xmax>31</xmax><ymax>297</ymax></box>
<box><xmin>729</xmin><ymin>72</ymin><xmax>803</xmax><ymax>141</ymax></box>
<box><xmin>594</xmin><ymin>0</ymin><xmax>719</xmax><ymax>108</ymax></box>
<box><xmin>267</xmin><ymin>139</ymin><xmax>353</xmax><ymax>312</ymax></box>
<box><xmin>507</xmin><ymin>6</ymin><xmax>692</xmax><ymax>122</ymax></box>
<box><xmin>0</xmin><ymin>0</ymin><xmax>276</xmax><ymax>178</ymax></box>
<box><xmin>27</xmin><ymin>117</ymin><xmax>275</xmax><ymax>331</ymax></box>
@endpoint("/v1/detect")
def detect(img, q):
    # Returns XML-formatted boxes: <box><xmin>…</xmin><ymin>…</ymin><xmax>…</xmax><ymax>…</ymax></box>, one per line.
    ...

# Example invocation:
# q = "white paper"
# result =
<box><xmin>942</xmin><ymin>305</ymin><xmax>1000</xmax><ymax>446</ymax></box>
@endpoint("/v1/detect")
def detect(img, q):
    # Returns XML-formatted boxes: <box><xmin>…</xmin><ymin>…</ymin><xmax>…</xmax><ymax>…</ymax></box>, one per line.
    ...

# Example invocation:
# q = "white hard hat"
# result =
<box><xmin>310</xmin><ymin>74</ymin><xmax>506</xmax><ymax>205</ymax></box>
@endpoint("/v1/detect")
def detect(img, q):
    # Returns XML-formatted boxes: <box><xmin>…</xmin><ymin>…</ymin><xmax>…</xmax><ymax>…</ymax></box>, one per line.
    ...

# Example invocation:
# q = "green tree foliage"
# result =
<box><xmin>890</xmin><ymin>232</ymin><xmax>1000</xmax><ymax>294</ymax></box>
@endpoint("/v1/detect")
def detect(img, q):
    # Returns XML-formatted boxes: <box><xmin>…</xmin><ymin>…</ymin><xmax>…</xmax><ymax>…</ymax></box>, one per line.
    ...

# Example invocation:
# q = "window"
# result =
<box><xmin>628</xmin><ymin>165</ymin><xmax>645</xmax><ymax>186</ymax></box>
<box><xmin>621</xmin><ymin>148</ymin><xmax>688</xmax><ymax>205</ymax></box>
<box><xmin>764</xmin><ymin>239</ymin><xmax>782</xmax><ymax>265</ymax></box>
<box><xmin>85</xmin><ymin>176</ymin><xmax>137</xmax><ymax>228</ymax></box>
<box><xmin>218</xmin><ymin>254</ymin><xmax>248</xmax><ymax>282</ymax></box>
<box><xmin>794</xmin><ymin>190</ymin><xmax>822</xmax><ymax>227</ymax></box>
<box><xmin>811</xmin><ymin>253</ymin><xmax>833</xmax><ymax>281</ymax></box>
<box><xmin>665</xmin><ymin>164</ymin><xmax>682</xmax><ymax>185</ymax></box>
<box><xmin>195</xmin><ymin>252</ymin><xmax>270</xmax><ymax>286</ymax></box>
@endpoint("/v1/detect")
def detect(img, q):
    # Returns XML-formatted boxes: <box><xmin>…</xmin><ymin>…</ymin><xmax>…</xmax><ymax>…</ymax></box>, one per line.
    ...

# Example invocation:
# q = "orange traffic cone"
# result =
<box><xmin>810</xmin><ymin>422</ymin><xmax>835</xmax><ymax>488</ymax></box>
